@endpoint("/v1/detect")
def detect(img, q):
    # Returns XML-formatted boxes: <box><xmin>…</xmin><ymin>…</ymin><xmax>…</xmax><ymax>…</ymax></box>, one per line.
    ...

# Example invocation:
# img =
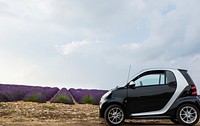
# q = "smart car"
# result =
<box><xmin>99</xmin><ymin>68</ymin><xmax>200</xmax><ymax>125</ymax></box>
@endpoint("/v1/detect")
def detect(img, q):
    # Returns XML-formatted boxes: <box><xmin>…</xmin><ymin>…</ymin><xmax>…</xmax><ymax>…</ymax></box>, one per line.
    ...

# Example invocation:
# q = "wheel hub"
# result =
<box><xmin>186</xmin><ymin>112</ymin><xmax>191</xmax><ymax>118</ymax></box>
<box><xmin>112</xmin><ymin>112</ymin><xmax>118</xmax><ymax>118</ymax></box>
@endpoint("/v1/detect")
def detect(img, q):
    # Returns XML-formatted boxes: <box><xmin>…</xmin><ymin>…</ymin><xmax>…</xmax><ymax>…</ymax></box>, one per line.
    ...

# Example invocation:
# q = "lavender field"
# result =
<box><xmin>0</xmin><ymin>84</ymin><xmax>108</xmax><ymax>105</ymax></box>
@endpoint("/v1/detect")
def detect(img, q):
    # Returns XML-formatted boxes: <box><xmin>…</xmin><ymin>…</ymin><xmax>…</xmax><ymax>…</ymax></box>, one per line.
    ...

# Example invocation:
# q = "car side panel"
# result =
<box><xmin>127</xmin><ymin>84</ymin><xmax>176</xmax><ymax>113</ymax></box>
<box><xmin>130</xmin><ymin>70</ymin><xmax>189</xmax><ymax>116</ymax></box>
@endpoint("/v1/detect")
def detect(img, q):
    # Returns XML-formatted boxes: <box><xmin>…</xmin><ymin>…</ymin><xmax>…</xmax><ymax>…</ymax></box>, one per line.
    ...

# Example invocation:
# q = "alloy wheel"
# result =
<box><xmin>105</xmin><ymin>105</ymin><xmax>125</xmax><ymax>125</ymax></box>
<box><xmin>179</xmin><ymin>105</ymin><xmax>197</xmax><ymax>124</ymax></box>
<box><xmin>177</xmin><ymin>104</ymin><xmax>199</xmax><ymax>125</ymax></box>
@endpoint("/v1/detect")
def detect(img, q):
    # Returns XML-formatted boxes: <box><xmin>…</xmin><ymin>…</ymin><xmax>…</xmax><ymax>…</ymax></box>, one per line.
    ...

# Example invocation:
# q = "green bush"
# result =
<box><xmin>50</xmin><ymin>88</ymin><xmax>74</xmax><ymax>104</ymax></box>
<box><xmin>55</xmin><ymin>94</ymin><xmax>71</xmax><ymax>104</ymax></box>
<box><xmin>81</xmin><ymin>95</ymin><xmax>96</xmax><ymax>104</ymax></box>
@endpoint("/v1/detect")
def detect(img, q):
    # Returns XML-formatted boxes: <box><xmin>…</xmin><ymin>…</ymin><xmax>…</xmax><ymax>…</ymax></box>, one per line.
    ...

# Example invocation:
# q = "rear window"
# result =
<box><xmin>179</xmin><ymin>69</ymin><xmax>194</xmax><ymax>85</ymax></box>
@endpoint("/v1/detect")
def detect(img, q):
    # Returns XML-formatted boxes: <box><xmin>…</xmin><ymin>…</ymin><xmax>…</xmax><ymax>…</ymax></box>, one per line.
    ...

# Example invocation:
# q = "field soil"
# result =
<box><xmin>0</xmin><ymin>101</ymin><xmax>199</xmax><ymax>126</ymax></box>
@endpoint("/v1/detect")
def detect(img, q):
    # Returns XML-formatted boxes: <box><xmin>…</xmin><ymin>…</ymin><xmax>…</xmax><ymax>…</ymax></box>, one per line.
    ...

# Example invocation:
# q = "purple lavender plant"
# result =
<box><xmin>69</xmin><ymin>88</ymin><xmax>108</xmax><ymax>105</ymax></box>
<box><xmin>23</xmin><ymin>90</ymin><xmax>47</xmax><ymax>103</ymax></box>
<box><xmin>44</xmin><ymin>87</ymin><xmax>59</xmax><ymax>101</ymax></box>
<box><xmin>22</xmin><ymin>86</ymin><xmax>59</xmax><ymax>103</ymax></box>
<box><xmin>0</xmin><ymin>84</ymin><xmax>31</xmax><ymax>101</ymax></box>
<box><xmin>0</xmin><ymin>92</ymin><xmax>8</xmax><ymax>102</ymax></box>
<box><xmin>50</xmin><ymin>88</ymin><xmax>74</xmax><ymax>104</ymax></box>
<box><xmin>0</xmin><ymin>84</ymin><xmax>60</xmax><ymax>102</ymax></box>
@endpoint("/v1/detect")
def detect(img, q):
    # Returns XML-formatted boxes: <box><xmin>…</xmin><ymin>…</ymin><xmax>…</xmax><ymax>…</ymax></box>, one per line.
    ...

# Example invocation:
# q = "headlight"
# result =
<box><xmin>100</xmin><ymin>91</ymin><xmax>111</xmax><ymax>102</ymax></box>
<box><xmin>100</xmin><ymin>91</ymin><xmax>111</xmax><ymax>109</ymax></box>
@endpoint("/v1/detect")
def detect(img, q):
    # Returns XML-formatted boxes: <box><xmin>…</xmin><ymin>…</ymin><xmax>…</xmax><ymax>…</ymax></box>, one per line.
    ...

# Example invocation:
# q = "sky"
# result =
<box><xmin>0</xmin><ymin>0</ymin><xmax>200</xmax><ymax>90</ymax></box>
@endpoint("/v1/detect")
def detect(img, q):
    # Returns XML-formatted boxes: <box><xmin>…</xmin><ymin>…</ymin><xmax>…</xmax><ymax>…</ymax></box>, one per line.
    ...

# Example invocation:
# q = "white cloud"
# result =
<box><xmin>0</xmin><ymin>0</ymin><xmax>200</xmax><ymax>90</ymax></box>
<box><xmin>56</xmin><ymin>40</ymin><xmax>93</xmax><ymax>55</ymax></box>
<box><xmin>122</xmin><ymin>43</ymin><xmax>141</xmax><ymax>50</ymax></box>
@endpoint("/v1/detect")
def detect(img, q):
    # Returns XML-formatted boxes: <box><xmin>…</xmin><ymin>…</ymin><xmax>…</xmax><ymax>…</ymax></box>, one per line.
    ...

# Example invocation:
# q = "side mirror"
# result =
<box><xmin>129</xmin><ymin>81</ymin><xmax>135</xmax><ymax>89</ymax></box>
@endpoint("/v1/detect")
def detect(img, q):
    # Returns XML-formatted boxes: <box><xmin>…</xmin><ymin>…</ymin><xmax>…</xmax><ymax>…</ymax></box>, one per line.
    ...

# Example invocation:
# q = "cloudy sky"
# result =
<box><xmin>0</xmin><ymin>0</ymin><xmax>200</xmax><ymax>90</ymax></box>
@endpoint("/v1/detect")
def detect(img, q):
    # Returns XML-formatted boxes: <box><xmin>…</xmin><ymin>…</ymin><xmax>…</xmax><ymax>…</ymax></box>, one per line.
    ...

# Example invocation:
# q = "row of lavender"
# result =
<box><xmin>0</xmin><ymin>84</ymin><xmax>108</xmax><ymax>105</ymax></box>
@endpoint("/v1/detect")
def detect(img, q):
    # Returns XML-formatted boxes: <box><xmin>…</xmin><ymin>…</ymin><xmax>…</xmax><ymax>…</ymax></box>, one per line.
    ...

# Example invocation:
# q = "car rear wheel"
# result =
<box><xmin>104</xmin><ymin>105</ymin><xmax>125</xmax><ymax>125</ymax></box>
<box><xmin>176</xmin><ymin>104</ymin><xmax>199</xmax><ymax>125</ymax></box>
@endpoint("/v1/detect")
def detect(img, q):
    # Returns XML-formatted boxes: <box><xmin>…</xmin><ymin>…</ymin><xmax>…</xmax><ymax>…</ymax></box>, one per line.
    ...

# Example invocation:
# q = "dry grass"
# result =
<box><xmin>0</xmin><ymin>101</ymin><xmax>200</xmax><ymax>126</ymax></box>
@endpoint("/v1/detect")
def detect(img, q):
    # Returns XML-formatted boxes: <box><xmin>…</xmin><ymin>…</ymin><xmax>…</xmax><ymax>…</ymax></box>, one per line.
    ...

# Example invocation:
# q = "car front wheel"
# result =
<box><xmin>176</xmin><ymin>104</ymin><xmax>199</xmax><ymax>125</ymax></box>
<box><xmin>104</xmin><ymin>105</ymin><xmax>125</xmax><ymax>125</ymax></box>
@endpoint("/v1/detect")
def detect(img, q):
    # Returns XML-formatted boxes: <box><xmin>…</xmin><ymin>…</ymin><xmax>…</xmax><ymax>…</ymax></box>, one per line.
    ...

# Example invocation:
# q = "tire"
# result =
<box><xmin>176</xmin><ymin>104</ymin><xmax>199</xmax><ymax>125</ymax></box>
<box><xmin>170</xmin><ymin>118</ymin><xmax>180</xmax><ymax>124</ymax></box>
<box><xmin>104</xmin><ymin>104</ymin><xmax>125</xmax><ymax>126</ymax></box>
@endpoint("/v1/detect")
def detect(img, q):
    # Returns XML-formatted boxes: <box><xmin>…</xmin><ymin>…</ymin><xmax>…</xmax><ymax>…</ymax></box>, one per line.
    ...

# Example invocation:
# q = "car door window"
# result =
<box><xmin>135</xmin><ymin>74</ymin><xmax>165</xmax><ymax>87</ymax></box>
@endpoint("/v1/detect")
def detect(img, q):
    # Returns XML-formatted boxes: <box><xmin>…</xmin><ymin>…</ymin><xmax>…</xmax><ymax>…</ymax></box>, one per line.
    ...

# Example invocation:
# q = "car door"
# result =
<box><xmin>127</xmin><ymin>70</ymin><xmax>177</xmax><ymax>114</ymax></box>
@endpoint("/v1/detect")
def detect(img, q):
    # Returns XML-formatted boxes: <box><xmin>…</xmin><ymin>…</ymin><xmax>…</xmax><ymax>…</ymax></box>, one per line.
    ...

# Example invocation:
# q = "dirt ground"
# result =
<box><xmin>0</xmin><ymin>101</ymin><xmax>199</xmax><ymax>126</ymax></box>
